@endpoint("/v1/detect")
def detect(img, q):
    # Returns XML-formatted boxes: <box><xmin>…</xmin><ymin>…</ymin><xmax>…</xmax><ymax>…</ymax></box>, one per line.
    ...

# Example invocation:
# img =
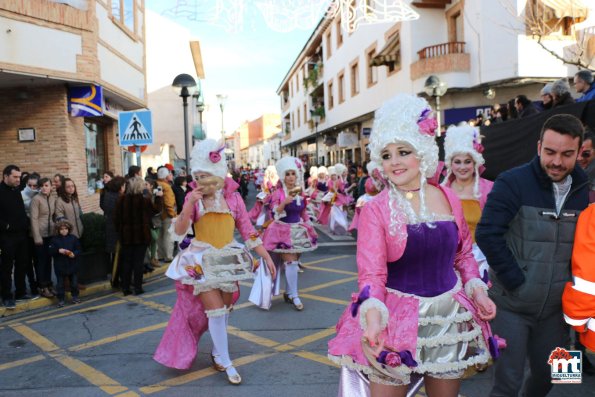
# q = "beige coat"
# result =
<box><xmin>157</xmin><ymin>180</ymin><xmax>176</xmax><ymax>219</ymax></box>
<box><xmin>55</xmin><ymin>196</ymin><xmax>84</xmax><ymax>238</ymax></box>
<box><xmin>30</xmin><ymin>193</ymin><xmax>56</xmax><ymax>244</ymax></box>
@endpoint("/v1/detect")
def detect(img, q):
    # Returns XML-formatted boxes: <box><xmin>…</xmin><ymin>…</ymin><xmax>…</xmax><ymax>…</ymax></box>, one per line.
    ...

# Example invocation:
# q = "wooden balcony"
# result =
<box><xmin>411</xmin><ymin>42</ymin><xmax>470</xmax><ymax>80</ymax></box>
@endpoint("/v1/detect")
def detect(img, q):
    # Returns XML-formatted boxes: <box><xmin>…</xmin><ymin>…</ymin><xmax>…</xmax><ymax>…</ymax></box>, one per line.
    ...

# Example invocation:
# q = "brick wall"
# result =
<box><xmin>0</xmin><ymin>86</ymin><xmax>121</xmax><ymax>214</ymax></box>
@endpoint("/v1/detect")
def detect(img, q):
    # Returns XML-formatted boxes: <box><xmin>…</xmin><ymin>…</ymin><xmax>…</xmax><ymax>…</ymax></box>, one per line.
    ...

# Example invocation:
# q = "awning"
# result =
<box><xmin>371</xmin><ymin>32</ymin><xmax>401</xmax><ymax>67</ymax></box>
<box><xmin>540</xmin><ymin>0</ymin><xmax>589</xmax><ymax>20</ymax></box>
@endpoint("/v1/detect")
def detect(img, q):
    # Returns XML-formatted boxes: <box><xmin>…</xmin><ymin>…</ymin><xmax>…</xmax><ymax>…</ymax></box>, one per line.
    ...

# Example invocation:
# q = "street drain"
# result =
<box><xmin>9</xmin><ymin>340</ymin><xmax>26</xmax><ymax>348</ymax></box>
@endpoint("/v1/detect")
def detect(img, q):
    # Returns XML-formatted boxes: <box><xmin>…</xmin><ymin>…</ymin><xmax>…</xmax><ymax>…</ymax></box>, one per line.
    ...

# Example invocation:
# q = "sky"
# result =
<box><xmin>144</xmin><ymin>0</ymin><xmax>326</xmax><ymax>137</ymax></box>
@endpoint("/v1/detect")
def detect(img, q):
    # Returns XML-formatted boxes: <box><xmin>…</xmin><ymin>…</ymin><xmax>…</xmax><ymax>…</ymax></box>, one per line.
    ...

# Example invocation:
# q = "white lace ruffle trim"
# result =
<box><xmin>359</xmin><ymin>298</ymin><xmax>389</xmax><ymax>331</ymax></box>
<box><xmin>464</xmin><ymin>277</ymin><xmax>488</xmax><ymax>299</ymax></box>
<box><xmin>245</xmin><ymin>237</ymin><xmax>263</xmax><ymax>250</ymax></box>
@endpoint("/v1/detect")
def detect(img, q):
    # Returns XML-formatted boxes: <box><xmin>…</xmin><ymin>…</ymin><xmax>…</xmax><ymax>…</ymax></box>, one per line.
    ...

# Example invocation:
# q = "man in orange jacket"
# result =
<box><xmin>562</xmin><ymin>203</ymin><xmax>595</xmax><ymax>370</ymax></box>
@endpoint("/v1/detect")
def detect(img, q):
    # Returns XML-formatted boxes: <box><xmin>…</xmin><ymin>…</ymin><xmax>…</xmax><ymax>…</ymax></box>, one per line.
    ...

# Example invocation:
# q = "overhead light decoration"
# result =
<box><xmin>326</xmin><ymin>0</ymin><xmax>420</xmax><ymax>33</ymax></box>
<box><xmin>160</xmin><ymin>0</ymin><xmax>419</xmax><ymax>33</ymax></box>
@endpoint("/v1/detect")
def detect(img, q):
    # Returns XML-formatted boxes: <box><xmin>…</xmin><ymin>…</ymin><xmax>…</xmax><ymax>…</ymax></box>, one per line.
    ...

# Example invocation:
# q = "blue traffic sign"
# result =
<box><xmin>119</xmin><ymin>110</ymin><xmax>153</xmax><ymax>146</ymax></box>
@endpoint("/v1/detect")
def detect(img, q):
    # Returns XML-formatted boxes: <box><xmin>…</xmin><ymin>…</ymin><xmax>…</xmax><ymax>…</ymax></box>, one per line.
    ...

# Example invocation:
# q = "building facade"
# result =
<box><xmin>0</xmin><ymin>0</ymin><xmax>147</xmax><ymax>212</ymax></box>
<box><xmin>278</xmin><ymin>0</ymin><xmax>594</xmax><ymax>166</ymax></box>
<box><xmin>234</xmin><ymin>113</ymin><xmax>281</xmax><ymax>169</ymax></box>
<box><xmin>143</xmin><ymin>9</ymin><xmax>205</xmax><ymax>175</ymax></box>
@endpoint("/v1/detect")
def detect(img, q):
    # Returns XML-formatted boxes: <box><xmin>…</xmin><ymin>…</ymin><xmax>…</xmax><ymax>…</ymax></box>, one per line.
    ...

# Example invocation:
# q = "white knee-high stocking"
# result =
<box><xmin>207</xmin><ymin>307</ymin><xmax>238</xmax><ymax>377</ymax></box>
<box><xmin>284</xmin><ymin>261</ymin><xmax>300</xmax><ymax>299</ymax></box>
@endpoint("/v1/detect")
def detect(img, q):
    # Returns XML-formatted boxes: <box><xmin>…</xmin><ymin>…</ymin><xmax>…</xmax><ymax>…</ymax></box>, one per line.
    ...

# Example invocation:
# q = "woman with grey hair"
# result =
<box><xmin>114</xmin><ymin>177</ymin><xmax>163</xmax><ymax>295</ymax></box>
<box><xmin>551</xmin><ymin>78</ymin><xmax>575</xmax><ymax>107</ymax></box>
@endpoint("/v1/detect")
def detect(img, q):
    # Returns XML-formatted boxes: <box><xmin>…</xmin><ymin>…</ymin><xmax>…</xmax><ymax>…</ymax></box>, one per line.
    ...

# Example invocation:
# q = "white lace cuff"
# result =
<box><xmin>464</xmin><ymin>277</ymin><xmax>488</xmax><ymax>299</ymax></box>
<box><xmin>168</xmin><ymin>217</ymin><xmax>191</xmax><ymax>242</ymax></box>
<box><xmin>274</xmin><ymin>207</ymin><xmax>287</xmax><ymax>220</ymax></box>
<box><xmin>245</xmin><ymin>237</ymin><xmax>263</xmax><ymax>250</ymax></box>
<box><xmin>359</xmin><ymin>297</ymin><xmax>389</xmax><ymax>331</ymax></box>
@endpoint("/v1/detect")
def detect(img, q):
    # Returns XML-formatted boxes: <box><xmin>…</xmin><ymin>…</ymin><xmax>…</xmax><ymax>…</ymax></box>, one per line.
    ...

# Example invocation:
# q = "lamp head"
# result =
<box><xmin>424</xmin><ymin>75</ymin><xmax>447</xmax><ymax>97</ymax></box>
<box><xmin>172</xmin><ymin>73</ymin><xmax>197</xmax><ymax>97</ymax></box>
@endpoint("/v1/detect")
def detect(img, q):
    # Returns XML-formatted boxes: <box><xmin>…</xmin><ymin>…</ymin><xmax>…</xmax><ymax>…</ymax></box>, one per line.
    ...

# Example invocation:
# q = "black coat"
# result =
<box><xmin>49</xmin><ymin>234</ymin><xmax>82</xmax><ymax>275</ymax></box>
<box><xmin>114</xmin><ymin>194</ymin><xmax>162</xmax><ymax>246</ymax></box>
<box><xmin>101</xmin><ymin>190</ymin><xmax>121</xmax><ymax>253</ymax></box>
<box><xmin>0</xmin><ymin>182</ymin><xmax>29</xmax><ymax>234</ymax></box>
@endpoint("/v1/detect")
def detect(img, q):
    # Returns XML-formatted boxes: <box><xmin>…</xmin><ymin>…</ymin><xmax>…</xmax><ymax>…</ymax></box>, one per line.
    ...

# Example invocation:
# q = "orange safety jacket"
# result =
<box><xmin>562</xmin><ymin>204</ymin><xmax>595</xmax><ymax>352</ymax></box>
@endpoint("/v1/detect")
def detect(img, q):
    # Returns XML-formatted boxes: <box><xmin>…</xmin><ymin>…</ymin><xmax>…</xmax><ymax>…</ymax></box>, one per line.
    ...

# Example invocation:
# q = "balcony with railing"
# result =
<box><xmin>410</xmin><ymin>41</ymin><xmax>470</xmax><ymax>80</ymax></box>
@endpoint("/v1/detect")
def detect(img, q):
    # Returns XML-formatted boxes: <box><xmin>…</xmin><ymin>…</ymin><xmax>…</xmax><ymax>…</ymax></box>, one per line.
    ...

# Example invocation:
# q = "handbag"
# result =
<box><xmin>248</xmin><ymin>258</ymin><xmax>273</xmax><ymax>310</ymax></box>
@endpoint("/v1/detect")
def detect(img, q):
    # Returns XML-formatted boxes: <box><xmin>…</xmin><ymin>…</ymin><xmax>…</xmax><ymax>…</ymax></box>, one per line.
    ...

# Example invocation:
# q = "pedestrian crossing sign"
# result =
<box><xmin>118</xmin><ymin>110</ymin><xmax>153</xmax><ymax>146</ymax></box>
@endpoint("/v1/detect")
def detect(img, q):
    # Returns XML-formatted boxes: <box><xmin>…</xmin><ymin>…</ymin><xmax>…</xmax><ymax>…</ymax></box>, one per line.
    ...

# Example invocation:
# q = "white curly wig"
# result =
<box><xmin>189</xmin><ymin>139</ymin><xmax>228</xmax><ymax>179</ymax></box>
<box><xmin>276</xmin><ymin>156</ymin><xmax>304</xmax><ymax>188</ymax></box>
<box><xmin>369</xmin><ymin>94</ymin><xmax>438</xmax><ymax>178</ymax></box>
<box><xmin>327</xmin><ymin>166</ymin><xmax>337</xmax><ymax>176</ymax></box>
<box><xmin>264</xmin><ymin>165</ymin><xmax>279</xmax><ymax>186</ymax></box>
<box><xmin>334</xmin><ymin>163</ymin><xmax>348</xmax><ymax>176</ymax></box>
<box><xmin>443</xmin><ymin>124</ymin><xmax>485</xmax><ymax>199</ymax></box>
<box><xmin>317</xmin><ymin>166</ymin><xmax>328</xmax><ymax>176</ymax></box>
<box><xmin>368</xmin><ymin>94</ymin><xmax>440</xmax><ymax>230</ymax></box>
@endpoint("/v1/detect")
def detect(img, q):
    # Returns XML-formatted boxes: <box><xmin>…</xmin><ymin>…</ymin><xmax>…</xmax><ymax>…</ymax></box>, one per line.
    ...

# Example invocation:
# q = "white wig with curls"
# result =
<box><xmin>368</xmin><ymin>94</ymin><xmax>440</xmax><ymax>232</ymax></box>
<box><xmin>443</xmin><ymin>124</ymin><xmax>485</xmax><ymax>199</ymax></box>
<box><xmin>189</xmin><ymin>139</ymin><xmax>228</xmax><ymax>179</ymax></box>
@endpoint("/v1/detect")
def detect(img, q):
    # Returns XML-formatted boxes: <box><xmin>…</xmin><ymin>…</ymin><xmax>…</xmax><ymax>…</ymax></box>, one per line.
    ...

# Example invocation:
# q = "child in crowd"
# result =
<box><xmin>49</xmin><ymin>220</ymin><xmax>82</xmax><ymax>307</ymax></box>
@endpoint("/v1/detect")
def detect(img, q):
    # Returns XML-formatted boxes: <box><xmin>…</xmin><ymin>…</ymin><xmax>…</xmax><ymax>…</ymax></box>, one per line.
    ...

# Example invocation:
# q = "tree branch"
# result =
<box><xmin>535</xmin><ymin>34</ymin><xmax>595</xmax><ymax>71</ymax></box>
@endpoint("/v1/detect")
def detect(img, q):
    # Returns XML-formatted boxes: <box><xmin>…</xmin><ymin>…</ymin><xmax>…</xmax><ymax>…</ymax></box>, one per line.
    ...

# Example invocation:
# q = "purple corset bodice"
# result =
<box><xmin>317</xmin><ymin>182</ymin><xmax>329</xmax><ymax>192</ymax></box>
<box><xmin>280</xmin><ymin>198</ymin><xmax>305</xmax><ymax>223</ymax></box>
<box><xmin>386</xmin><ymin>221</ymin><xmax>458</xmax><ymax>297</ymax></box>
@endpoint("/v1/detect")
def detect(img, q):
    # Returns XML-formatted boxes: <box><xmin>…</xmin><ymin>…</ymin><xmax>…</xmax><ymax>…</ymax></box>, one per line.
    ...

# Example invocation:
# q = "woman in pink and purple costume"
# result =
<box><xmin>247</xmin><ymin>165</ymin><xmax>279</xmax><ymax>226</ymax></box>
<box><xmin>154</xmin><ymin>139</ymin><xmax>276</xmax><ymax>385</ymax></box>
<box><xmin>349</xmin><ymin>161</ymin><xmax>384</xmax><ymax>231</ymax></box>
<box><xmin>328</xmin><ymin>94</ymin><xmax>502</xmax><ymax>397</ymax></box>
<box><xmin>261</xmin><ymin>156</ymin><xmax>318</xmax><ymax>311</ymax></box>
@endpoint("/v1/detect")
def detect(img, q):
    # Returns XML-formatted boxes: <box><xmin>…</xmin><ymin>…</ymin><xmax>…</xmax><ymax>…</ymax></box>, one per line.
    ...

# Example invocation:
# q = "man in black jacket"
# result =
<box><xmin>476</xmin><ymin>115</ymin><xmax>589</xmax><ymax>396</ymax></box>
<box><xmin>0</xmin><ymin>165</ymin><xmax>30</xmax><ymax>309</ymax></box>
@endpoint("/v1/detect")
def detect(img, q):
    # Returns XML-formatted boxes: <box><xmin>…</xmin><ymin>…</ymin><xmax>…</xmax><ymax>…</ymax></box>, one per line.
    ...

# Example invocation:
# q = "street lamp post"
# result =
<box><xmin>216</xmin><ymin>94</ymin><xmax>228</xmax><ymax>138</ymax></box>
<box><xmin>423</xmin><ymin>75</ymin><xmax>447</xmax><ymax>137</ymax></box>
<box><xmin>310</xmin><ymin>111</ymin><xmax>321</xmax><ymax>166</ymax></box>
<box><xmin>172</xmin><ymin>73</ymin><xmax>197</xmax><ymax>174</ymax></box>
<box><xmin>193</xmin><ymin>91</ymin><xmax>206</xmax><ymax>143</ymax></box>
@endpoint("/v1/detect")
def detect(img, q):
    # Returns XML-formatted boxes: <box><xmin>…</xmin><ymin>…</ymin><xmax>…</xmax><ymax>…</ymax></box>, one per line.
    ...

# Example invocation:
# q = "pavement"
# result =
<box><xmin>1</xmin><ymin>185</ymin><xmax>594</xmax><ymax>396</ymax></box>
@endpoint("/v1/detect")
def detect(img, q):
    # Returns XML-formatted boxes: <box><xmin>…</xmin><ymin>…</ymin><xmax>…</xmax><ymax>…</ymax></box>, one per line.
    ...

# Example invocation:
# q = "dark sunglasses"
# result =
<box><xmin>580</xmin><ymin>151</ymin><xmax>592</xmax><ymax>159</ymax></box>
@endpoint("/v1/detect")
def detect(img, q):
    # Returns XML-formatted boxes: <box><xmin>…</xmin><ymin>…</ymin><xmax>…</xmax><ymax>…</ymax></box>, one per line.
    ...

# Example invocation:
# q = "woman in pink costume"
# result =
<box><xmin>154</xmin><ymin>139</ymin><xmax>276</xmax><ymax>385</ymax></box>
<box><xmin>442</xmin><ymin>124</ymin><xmax>494</xmax><ymax>283</ymax></box>
<box><xmin>248</xmin><ymin>165</ymin><xmax>279</xmax><ymax>226</ymax></box>
<box><xmin>261</xmin><ymin>157</ymin><xmax>318</xmax><ymax>310</ymax></box>
<box><xmin>328</xmin><ymin>94</ymin><xmax>500</xmax><ymax>397</ymax></box>
<box><xmin>349</xmin><ymin>161</ymin><xmax>384</xmax><ymax>231</ymax></box>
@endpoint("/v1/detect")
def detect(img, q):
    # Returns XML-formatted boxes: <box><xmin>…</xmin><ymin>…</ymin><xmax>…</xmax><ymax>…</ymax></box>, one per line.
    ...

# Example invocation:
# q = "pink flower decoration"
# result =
<box><xmin>473</xmin><ymin>141</ymin><xmax>485</xmax><ymax>154</ymax></box>
<box><xmin>295</xmin><ymin>159</ymin><xmax>302</xmax><ymax>169</ymax></box>
<box><xmin>418</xmin><ymin>118</ymin><xmax>437</xmax><ymax>136</ymax></box>
<box><xmin>495</xmin><ymin>334</ymin><xmax>507</xmax><ymax>349</ymax></box>
<box><xmin>385</xmin><ymin>352</ymin><xmax>402</xmax><ymax>367</ymax></box>
<box><xmin>209</xmin><ymin>151</ymin><xmax>222</xmax><ymax>163</ymax></box>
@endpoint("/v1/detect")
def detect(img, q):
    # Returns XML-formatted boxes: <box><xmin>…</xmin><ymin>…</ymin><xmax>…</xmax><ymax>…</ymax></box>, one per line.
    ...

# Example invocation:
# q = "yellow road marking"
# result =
<box><xmin>11</xmin><ymin>324</ymin><xmax>135</xmax><ymax>395</ymax></box>
<box><xmin>27</xmin><ymin>300</ymin><xmax>125</xmax><ymax>324</ymax></box>
<box><xmin>301</xmin><ymin>276</ymin><xmax>357</xmax><ymax>293</ymax></box>
<box><xmin>53</xmin><ymin>354</ymin><xmax>133</xmax><ymax>395</ymax></box>
<box><xmin>300</xmin><ymin>293</ymin><xmax>350</xmax><ymax>305</ymax></box>
<box><xmin>286</xmin><ymin>327</ymin><xmax>336</xmax><ymax>348</ymax></box>
<box><xmin>303</xmin><ymin>255</ymin><xmax>350</xmax><ymax>266</ymax></box>
<box><xmin>228</xmin><ymin>326</ymin><xmax>281</xmax><ymax>348</ymax></box>
<box><xmin>122</xmin><ymin>296</ymin><xmax>172</xmax><ymax>314</ymax></box>
<box><xmin>69</xmin><ymin>322</ymin><xmax>168</xmax><ymax>352</ymax></box>
<box><xmin>305</xmin><ymin>265</ymin><xmax>357</xmax><ymax>275</ymax></box>
<box><xmin>292</xmin><ymin>351</ymin><xmax>340</xmax><ymax>368</ymax></box>
<box><xmin>0</xmin><ymin>354</ymin><xmax>45</xmax><ymax>371</ymax></box>
<box><xmin>140</xmin><ymin>352</ymin><xmax>276</xmax><ymax>394</ymax></box>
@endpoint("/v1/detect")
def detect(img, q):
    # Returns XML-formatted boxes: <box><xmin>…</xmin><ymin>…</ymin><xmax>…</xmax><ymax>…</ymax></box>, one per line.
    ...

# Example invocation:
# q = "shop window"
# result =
<box><xmin>338</xmin><ymin>71</ymin><xmax>345</xmax><ymax>104</ymax></box>
<box><xmin>84</xmin><ymin>122</ymin><xmax>107</xmax><ymax>194</ymax></box>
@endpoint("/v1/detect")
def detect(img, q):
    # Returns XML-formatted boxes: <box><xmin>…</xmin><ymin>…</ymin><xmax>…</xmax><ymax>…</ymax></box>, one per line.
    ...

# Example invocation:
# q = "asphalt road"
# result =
<box><xmin>0</xmin><ymin>184</ymin><xmax>593</xmax><ymax>397</ymax></box>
